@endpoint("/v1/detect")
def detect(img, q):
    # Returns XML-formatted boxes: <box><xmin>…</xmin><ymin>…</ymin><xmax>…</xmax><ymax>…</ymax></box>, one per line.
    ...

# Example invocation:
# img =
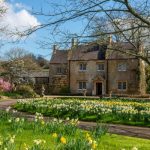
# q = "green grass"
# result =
<box><xmin>0</xmin><ymin>124</ymin><xmax>55</xmax><ymax>149</ymax></box>
<box><xmin>81</xmin><ymin>115</ymin><xmax>150</xmax><ymax>127</ymax></box>
<box><xmin>0</xmin><ymin>92</ymin><xmax>22</xmax><ymax>100</ymax></box>
<box><xmin>0</xmin><ymin>121</ymin><xmax>150</xmax><ymax>150</ymax></box>
<box><xmin>98</xmin><ymin>134</ymin><xmax>150</xmax><ymax>150</ymax></box>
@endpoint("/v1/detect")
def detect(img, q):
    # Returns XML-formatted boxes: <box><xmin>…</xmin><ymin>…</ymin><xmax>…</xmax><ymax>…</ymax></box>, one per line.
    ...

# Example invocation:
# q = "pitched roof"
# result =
<box><xmin>49</xmin><ymin>42</ymin><xmax>137</xmax><ymax>63</ymax></box>
<box><xmin>107</xmin><ymin>42</ymin><xmax>137</xmax><ymax>59</ymax></box>
<box><xmin>112</xmin><ymin>42</ymin><xmax>137</xmax><ymax>50</ymax></box>
<box><xmin>70</xmin><ymin>43</ymin><xmax>107</xmax><ymax>60</ymax></box>
<box><xmin>22</xmin><ymin>69</ymin><xmax>49</xmax><ymax>78</ymax></box>
<box><xmin>50</xmin><ymin>50</ymin><xmax>68</xmax><ymax>64</ymax></box>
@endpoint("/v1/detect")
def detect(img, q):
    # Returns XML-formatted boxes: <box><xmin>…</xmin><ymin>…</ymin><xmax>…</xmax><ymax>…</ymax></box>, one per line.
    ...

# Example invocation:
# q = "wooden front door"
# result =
<box><xmin>96</xmin><ymin>82</ymin><xmax>102</xmax><ymax>95</ymax></box>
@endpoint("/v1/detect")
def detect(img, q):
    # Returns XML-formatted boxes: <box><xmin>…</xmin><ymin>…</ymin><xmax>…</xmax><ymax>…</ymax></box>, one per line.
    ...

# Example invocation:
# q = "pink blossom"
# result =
<box><xmin>0</xmin><ymin>78</ymin><xmax>12</xmax><ymax>92</ymax></box>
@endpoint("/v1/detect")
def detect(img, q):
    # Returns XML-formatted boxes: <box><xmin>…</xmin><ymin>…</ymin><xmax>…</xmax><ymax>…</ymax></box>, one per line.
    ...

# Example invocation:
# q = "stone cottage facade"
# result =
<box><xmin>49</xmin><ymin>40</ymin><xmax>146</xmax><ymax>96</ymax></box>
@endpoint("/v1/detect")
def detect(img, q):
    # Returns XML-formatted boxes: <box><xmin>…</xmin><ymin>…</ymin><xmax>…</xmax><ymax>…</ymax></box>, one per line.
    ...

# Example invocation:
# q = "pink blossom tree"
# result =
<box><xmin>0</xmin><ymin>78</ymin><xmax>12</xmax><ymax>92</ymax></box>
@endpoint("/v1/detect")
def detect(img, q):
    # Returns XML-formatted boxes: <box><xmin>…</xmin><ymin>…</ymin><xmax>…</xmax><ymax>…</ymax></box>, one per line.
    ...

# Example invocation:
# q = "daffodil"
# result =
<box><xmin>85</xmin><ymin>132</ymin><xmax>90</xmax><ymax>138</ymax></box>
<box><xmin>8</xmin><ymin>119</ymin><xmax>12</xmax><ymax>123</ymax></box>
<box><xmin>0</xmin><ymin>141</ymin><xmax>2</xmax><ymax>146</ymax></box>
<box><xmin>33</xmin><ymin>139</ymin><xmax>42</xmax><ymax>145</ymax></box>
<box><xmin>9</xmin><ymin>138</ymin><xmax>14</xmax><ymax>144</ymax></box>
<box><xmin>60</xmin><ymin>136</ymin><xmax>66</xmax><ymax>144</ymax></box>
<box><xmin>24</xmin><ymin>143</ymin><xmax>29</xmax><ymax>150</ymax></box>
<box><xmin>15</xmin><ymin>118</ymin><xmax>20</xmax><ymax>122</ymax></box>
<box><xmin>6</xmin><ymin>106</ymin><xmax>11</xmax><ymax>113</ymax></box>
<box><xmin>52</xmin><ymin>133</ymin><xmax>58</xmax><ymax>138</ymax></box>
<box><xmin>88</xmin><ymin>137</ymin><xmax>93</xmax><ymax>144</ymax></box>
<box><xmin>41</xmin><ymin>121</ymin><xmax>45</xmax><ymax>125</ymax></box>
<box><xmin>92</xmin><ymin>141</ymin><xmax>97</xmax><ymax>149</ymax></box>
<box><xmin>132</xmin><ymin>147</ymin><xmax>138</xmax><ymax>150</ymax></box>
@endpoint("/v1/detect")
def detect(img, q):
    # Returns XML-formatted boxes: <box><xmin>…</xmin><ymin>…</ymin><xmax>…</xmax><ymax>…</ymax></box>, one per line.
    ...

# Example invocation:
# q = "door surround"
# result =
<box><xmin>92</xmin><ymin>75</ymin><xmax>106</xmax><ymax>95</ymax></box>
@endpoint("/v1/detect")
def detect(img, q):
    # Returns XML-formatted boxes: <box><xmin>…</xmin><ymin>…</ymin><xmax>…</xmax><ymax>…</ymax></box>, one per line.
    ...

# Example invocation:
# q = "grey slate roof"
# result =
<box><xmin>107</xmin><ymin>42</ymin><xmax>137</xmax><ymax>59</ymax></box>
<box><xmin>112</xmin><ymin>42</ymin><xmax>137</xmax><ymax>50</ymax></box>
<box><xmin>50</xmin><ymin>50</ymin><xmax>68</xmax><ymax>64</ymax></box>
<box><xmin>70</xmin><ymin>43</ymin><xmax>107</xmax><ymax>60</ymax></box>
<box><xmin>50</xmin><ymin>42</ymin><xmax>137</xmax><ymax>64</ymax></box>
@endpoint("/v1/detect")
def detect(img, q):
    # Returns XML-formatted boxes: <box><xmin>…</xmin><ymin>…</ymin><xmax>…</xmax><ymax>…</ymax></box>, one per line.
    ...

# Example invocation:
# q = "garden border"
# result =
<box><xmin>0</xmin><ymin>98</ymin><xmax>150</xmax><ymax>140</ymax></box>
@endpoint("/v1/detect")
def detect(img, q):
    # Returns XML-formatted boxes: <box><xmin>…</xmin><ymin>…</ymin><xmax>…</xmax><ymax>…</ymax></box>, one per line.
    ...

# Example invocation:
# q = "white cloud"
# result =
<box><xmin>15</xmin><ymin>2</ymin><xmax>31</xmax><ymax>10</ymax></box>
<box><xmin>0</xmin><ymin>1</ymin><xmax>40</xmax><ymax>35</ymax></box>
<box><xmin>0</xmin><ymin>0</ymin><xmax>4</xmax><ymax>3</ymax></box>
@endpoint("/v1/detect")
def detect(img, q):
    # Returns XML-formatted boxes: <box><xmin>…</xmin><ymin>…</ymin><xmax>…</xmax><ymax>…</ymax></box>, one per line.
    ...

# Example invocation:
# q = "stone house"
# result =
<box><xmin>21</xmin><ymin>69</ymin><xmax>49</xmax><ymax>94</ymax></box>
<box><xmin>49</xmin><ymin>39</ymin><xmax>146</xmax><ymax>96</ymax></box>
<box><xmin>49</xmin><ymin>46</ymin><xmax>68</xmax><ymax>94</ymax></box>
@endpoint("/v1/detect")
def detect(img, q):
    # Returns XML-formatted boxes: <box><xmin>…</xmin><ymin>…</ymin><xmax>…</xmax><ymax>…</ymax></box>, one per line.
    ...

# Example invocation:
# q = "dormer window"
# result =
<box><xmin>118</xmin><ymin>63</ymin><xmax>127</xmax><ymax>71</ymax></box>
<box><xmin>97</xmin><ymin>63</ymin><xmax>104</xmax><ymax>71</ymax></box>
<box><xmin>79</xmin><ymin>63</ymin><xmax>86</xmax><ymax>71</ymax></box>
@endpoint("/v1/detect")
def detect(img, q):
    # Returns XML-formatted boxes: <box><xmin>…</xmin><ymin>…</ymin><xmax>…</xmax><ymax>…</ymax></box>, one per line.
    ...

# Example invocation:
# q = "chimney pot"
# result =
<box><xmin>53</xmin><ymin>44</ymin><xmax>57</xmax><ymax>54</ymax></box>
<box><xmin>108</xmin><ymin>35</ymin><xmax>112</xmax><ymax>45</ymax></box>
<box><xmin>71</xmin><ymin>38</ymin><xmax>78</xmax><ymax>48</ymax></box>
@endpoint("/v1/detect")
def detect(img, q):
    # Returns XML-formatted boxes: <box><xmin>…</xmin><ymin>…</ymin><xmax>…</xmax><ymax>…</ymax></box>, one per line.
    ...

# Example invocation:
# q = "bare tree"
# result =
<box><xmin>19</xmin><ymin>0</ymin><xmax>150</xmax><ymax>63</ymax></box>
<box><xmin>23</xmin><ymin>0</ymin><xmax>150</xmax><ymax>34</ymax></box>
<box><xmin>4</xmin><ymin>48</ymin><xmax>28</xmax><ymax>61</ymax></box>
<box><xmin>1</xmin><ymin>48</ymin><xmax>40</xmax><ymax>88</ymax></box>
<box><xmin>0</xmin><ymin>1</ymin><xmax>7</xmax><ymax>48</ymax></box>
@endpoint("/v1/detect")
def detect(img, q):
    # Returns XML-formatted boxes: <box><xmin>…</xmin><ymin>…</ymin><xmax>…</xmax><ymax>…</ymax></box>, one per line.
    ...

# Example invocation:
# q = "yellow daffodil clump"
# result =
<box><xmin>52</xmin><ymin>133</ymin><xmax>58</xmax><ymax>138</ymax></box>
<box><xmin>60</xmin><ymin>136</ymin><xmax>67</xmax><ymax>144</ymax></box>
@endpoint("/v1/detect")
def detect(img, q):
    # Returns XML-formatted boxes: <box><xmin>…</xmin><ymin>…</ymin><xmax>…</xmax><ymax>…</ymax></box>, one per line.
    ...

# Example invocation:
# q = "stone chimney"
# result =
<box><xmin>105</xmin><ymin>35</ymin><xmax>113</xmax><ymax>59</ymax></box>
<box><xmin>108</xmin><ymin>35</ymin><xmax>112</xmax><ymax>45</ymax></box>
<box><xmin>53</xmin><ymin>44</ymin><xmax>57</xmax><ymax>54</ymax></box>
<box><xmin>71</xmin><ymin>38</ymin><xmax>78</xmax><ymax>48</ymax></box>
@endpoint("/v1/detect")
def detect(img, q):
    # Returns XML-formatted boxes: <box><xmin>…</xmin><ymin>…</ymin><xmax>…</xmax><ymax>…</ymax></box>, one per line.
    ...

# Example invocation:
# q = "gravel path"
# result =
<box><xmin>0</xmin><ymin>99</ymin><xmax>150</xmax><ymax>140</ymax></box>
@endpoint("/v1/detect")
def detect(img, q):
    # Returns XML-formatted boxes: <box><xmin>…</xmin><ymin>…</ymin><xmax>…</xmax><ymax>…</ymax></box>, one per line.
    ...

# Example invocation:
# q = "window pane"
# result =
<box><xmin>57</xmin><ymin>67</ymin><xmax>62</xmax><ymax>73</ymax></box>
<box><xmin>118</xmin><ymin>82</ymin><xmax>127</xmax><ymax>90</ymax></box>
<box><xmin>79</xmin><ymin>63</ymin><xmax>86</xmax><ymax>70</ymax></box>
<box><xmin>97</xmin><ymin>64</ymin><xmax>104</xmax><ymax>71</ymax></box>
<box><xmin>102</xmin><ymin>64</ymin><xmax>104</xmax><ymax>70</ymax></box>
<box><xmin>122</xmin><ymin>64</ymin><xmax>126</xmax><ymax>71</ymax></box>
<box><xmin>123</xmin><ymin>82</ymin><xmax>127</xmax><ymax>89</ymax></box>
<box><xmin>118</xmin><ymin>64</ymin><xmax>121</xmax><ymax>71</ymax></box>
<box><xmin>79</xmin><ymin>82</ymin><xmax>82</xmax><ymax>89</ymax></box>
<box><xmin>118</xmin><ymin>82</ymin><xmax>122</xmax><ymax>89</ymax></box>
<box><xmin>118</xmin><ymin>63</ymin><xmax>127</xmax><ymax>71</ymax></box>
<box><xmin>83</xmin><ymin>82</ymin><xmax>86</xmax><ymax>89</ymax></box>
<box><xmin>80</xmin><ymin>64</ymin><xmax>83</xmax><ymax>70</ymax></box>
<box><xmin>79</xmin><ymin>82</ymin><xmax>86</xmax><ymax>89</ymax></box>
<box><xmin>83</xmin><ymin>64</ymin><xmax>86</xmax><ymax>70</ymax></box>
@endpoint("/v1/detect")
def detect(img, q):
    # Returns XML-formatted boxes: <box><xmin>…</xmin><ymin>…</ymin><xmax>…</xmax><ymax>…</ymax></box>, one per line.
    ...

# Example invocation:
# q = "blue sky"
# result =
<box><xmin>1</xmin><ymin>0</ymin><xmax>84</xmax><ymax>60</ymax></box>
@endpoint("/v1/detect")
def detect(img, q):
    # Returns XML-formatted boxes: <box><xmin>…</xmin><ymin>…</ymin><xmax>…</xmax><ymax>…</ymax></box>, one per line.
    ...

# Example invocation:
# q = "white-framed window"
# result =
<box><xmin>118</xmin><ymin>81</ymin><xmax>127</xmax><ymax>90</ymax></box>
<box><xmin>79</xmin><ymin>63</ymin><xmax>87</xmax><ymax>71</ymax></box>
<box><xmin>118</xmin><ymin>63</ymin><xmax>127</xmax><ymax>71</ymax></box>
<box><xmin>97</xmin><ymin>63</ymin><xmax>104</xmax><ymax>71</ymax></box>
<box><xmin>79</xmin><ymin>81</ymin><xmax>86</xmax><ymax>89</ymax></box>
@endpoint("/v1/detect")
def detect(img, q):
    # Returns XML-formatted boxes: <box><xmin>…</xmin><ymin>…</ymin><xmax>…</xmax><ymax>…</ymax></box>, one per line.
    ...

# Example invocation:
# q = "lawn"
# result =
<box><xmin>14</xmin><ymin>97</ymin><xmax>150</xmax><ymax>127</ymax></box>
<box><xmin>0</xmin><ymin>111</ymin><xmax>150</xmax><ymax>150</ymax></box>
<box><xmin>0</xmin><ymin>92</ymin><xmax>21</xmax><ymax>101</ymax></box>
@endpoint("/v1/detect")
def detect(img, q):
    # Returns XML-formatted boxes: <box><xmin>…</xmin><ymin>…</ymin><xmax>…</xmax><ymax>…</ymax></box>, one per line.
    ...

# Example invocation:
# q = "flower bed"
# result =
<box><xmin>0</xmin><ymin>108</ymin><xmax>150</xmax><ymax>150</ymax></box>
<box><xmin>0</xmin><ymin>109</ymin><xmax>106</xmax><ymax>150</ymax></box>
<box><xmin>14</xmin><ymin>98</ymin><xmax>150</xmax><ymax>126</ymax></box>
